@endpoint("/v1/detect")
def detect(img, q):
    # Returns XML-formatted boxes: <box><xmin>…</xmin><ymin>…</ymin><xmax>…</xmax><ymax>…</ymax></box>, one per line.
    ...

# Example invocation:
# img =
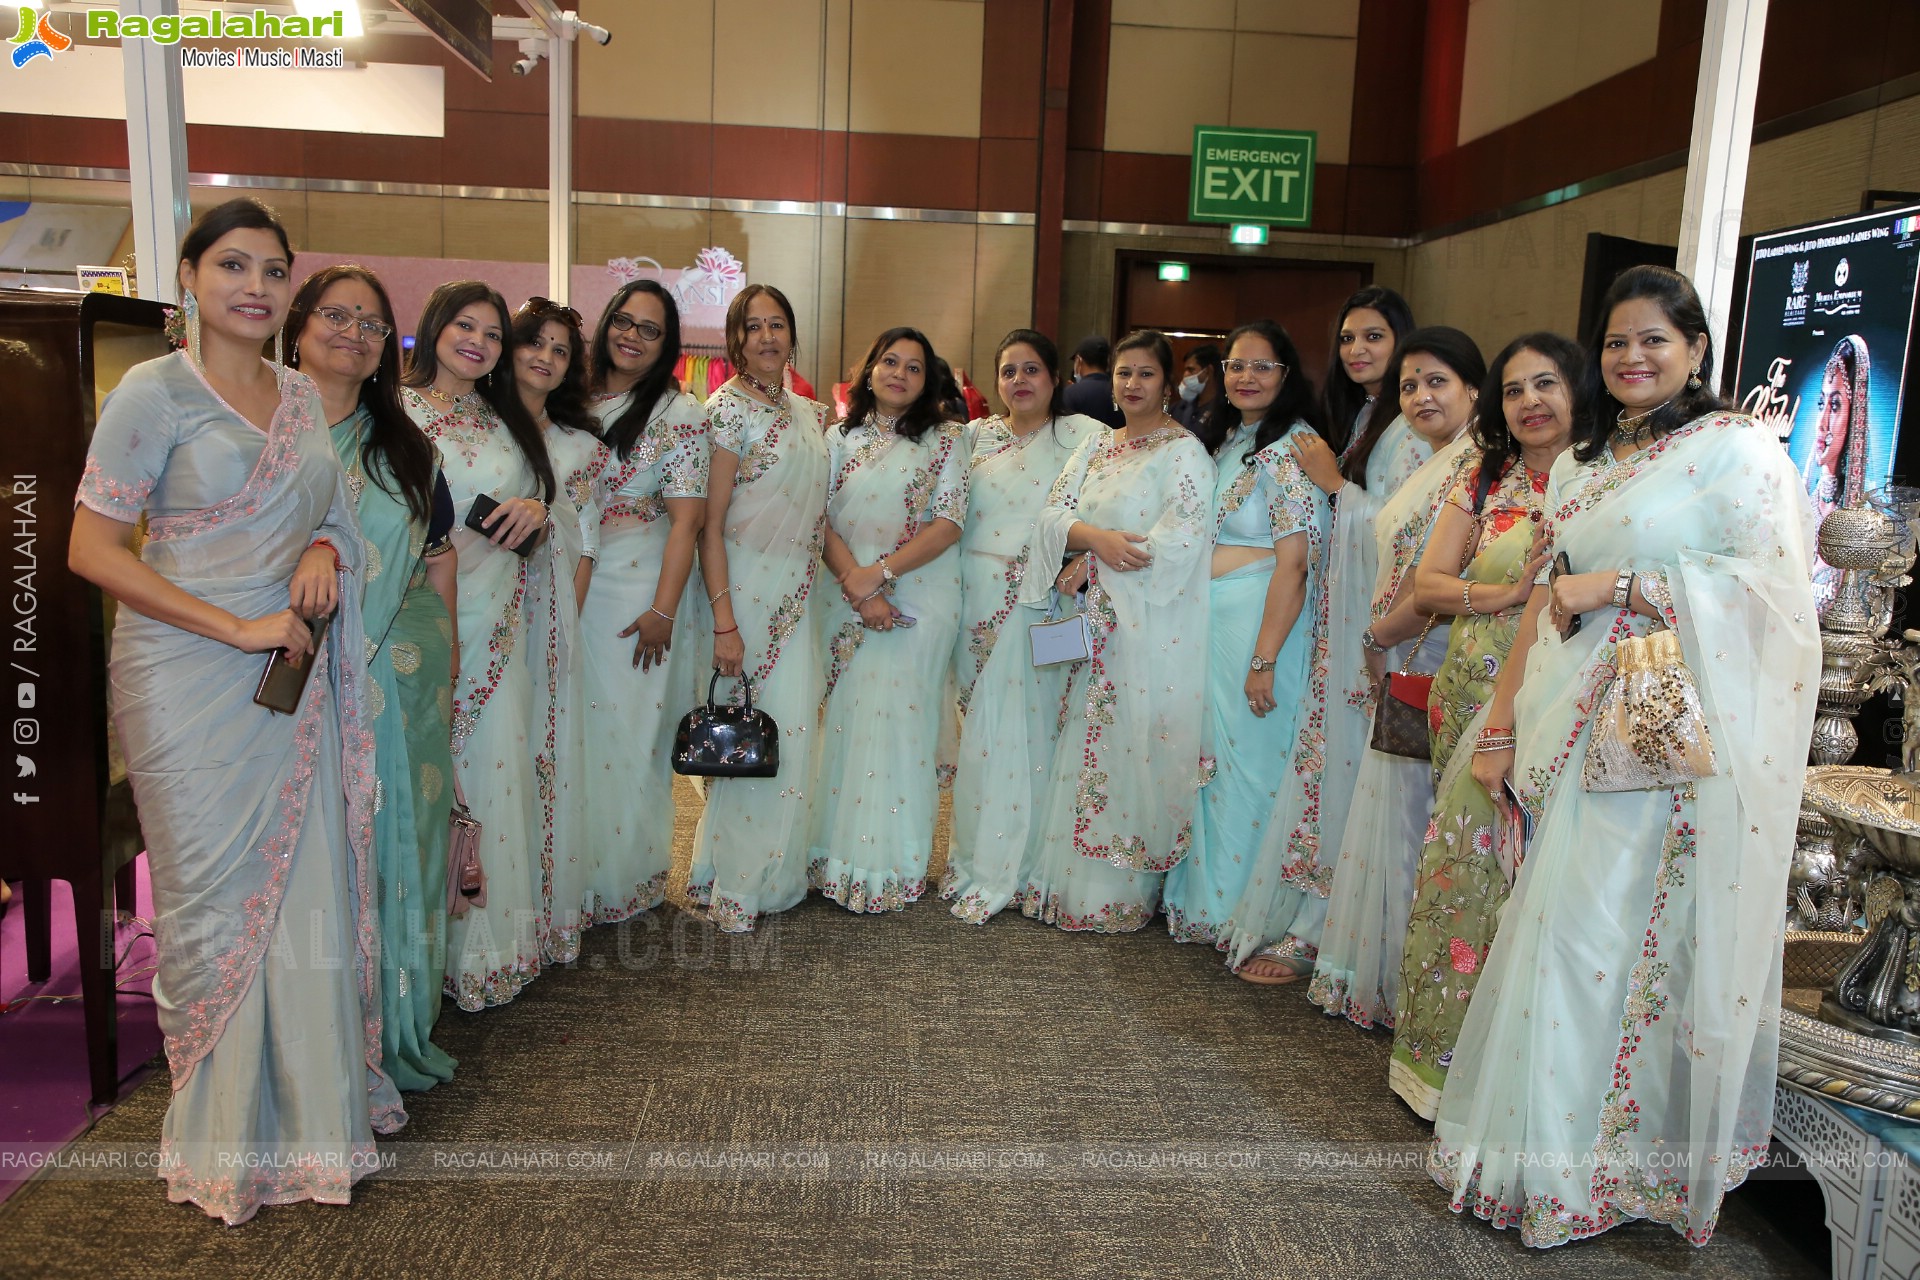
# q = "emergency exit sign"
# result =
<box><xmin>1189</xmin><ymin>127</ymin><xmax>1315</xmax><ymax>227</ymax></box>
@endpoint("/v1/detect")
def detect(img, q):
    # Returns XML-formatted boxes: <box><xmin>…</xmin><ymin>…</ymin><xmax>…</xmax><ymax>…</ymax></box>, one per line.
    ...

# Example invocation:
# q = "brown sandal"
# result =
<box><xmin>1235</xmin><ymin>950</ymin><xmax>1312</xmax><ymax>986</ymax></box>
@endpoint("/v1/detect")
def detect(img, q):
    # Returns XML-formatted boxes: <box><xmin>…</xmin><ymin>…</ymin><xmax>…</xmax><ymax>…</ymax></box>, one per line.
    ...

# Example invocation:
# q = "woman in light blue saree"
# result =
<box><xmin>1429</xmin><ymin>267</ymin><xmax>1819</xmax><ymax>1248</ymax></box>
<box><xmin>812</xmin><ymin>326</ymin><xmax>969</xmax><ymax>913</ymax></box>
<box><xmin>1164</xmin><ymin>321</ymin><xmax>1330</xmax><ymax>946</ymax></box>
<box><xmin>69</xmin><ymin>199</ymin><xmax>403</xmax><ymax>1223</ymax></box>
<box><xmin>689</xmin><ymin>284</ymin><xmax>833</xmax><ymax>931</ymax></box>
<box><xmin>288</xmin><ymin>264</ymin><xmax>460</xmax><ymax>1093</ymax></box>
<box><xmin>940</xmin><ymin>329</ymin><xmax>1102</xmax><ymax>923</ymax></box>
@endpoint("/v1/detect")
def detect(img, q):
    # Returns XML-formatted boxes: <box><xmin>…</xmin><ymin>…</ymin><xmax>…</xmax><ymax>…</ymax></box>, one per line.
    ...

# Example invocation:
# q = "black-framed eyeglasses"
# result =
<box><xmin>520</xmin><ymin>296</ymin><xmax>583</xmax><ymax>328</ymax></box>
<box><xmin>311</xmin><ymin>305</ymin><xmax>394</xmax><ymax>342</ymax></box>
<box><xmin>1223</xmin><ymin>359</ymin><xmax>1288</xmax><ymax>379</ymax></box>
<box><xmin>607</xmin><ymin>312</ymin><xmax>664</xmax><ymax>342</ymax></box>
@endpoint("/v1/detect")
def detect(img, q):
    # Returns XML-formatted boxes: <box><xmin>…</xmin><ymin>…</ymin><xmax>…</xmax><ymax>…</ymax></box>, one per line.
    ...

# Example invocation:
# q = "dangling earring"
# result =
<box><xmin>183</xmin><ymin>289</ymin><xmax>202</xmax><ymax>367</ymax></box>
<box><xmin>1687</xmin><ymin>366</ymin><xmax>1702</xmax><ymax>391</ymax></box>
<box><xmin>289</xmin><ymin>339</ymin><xmax>300</xmax><ymax>368</ymax></box>
<box><xmin>370</xmin><ymin>367</ymin><xmax>379</xmax><ymax>383</ymax></box>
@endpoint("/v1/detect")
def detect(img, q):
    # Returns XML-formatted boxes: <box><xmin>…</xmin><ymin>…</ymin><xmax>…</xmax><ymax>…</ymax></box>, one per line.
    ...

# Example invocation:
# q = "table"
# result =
<box><xmin>1774</xmin><ymin>1082</ymin><xmax>1920</xmax><ymax>1280</ymax></box>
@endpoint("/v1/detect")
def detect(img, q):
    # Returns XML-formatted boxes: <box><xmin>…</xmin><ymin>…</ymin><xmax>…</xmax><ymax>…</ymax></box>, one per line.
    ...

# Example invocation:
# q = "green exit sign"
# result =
<box><xmin>1189</xmin><ymin>126</ymin><xmax>1315</xmax><ymax>227</ymax></box>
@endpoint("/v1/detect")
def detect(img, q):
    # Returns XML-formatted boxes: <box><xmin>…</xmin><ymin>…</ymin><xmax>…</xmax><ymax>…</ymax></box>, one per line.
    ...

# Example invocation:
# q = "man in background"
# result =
<box><xmin>1171</xmin><ymin>343</ymin><xmax>1222</xmax><ymax>434</ymax></box>
<box><xmin>1063</xmin><ymin>335</ymin><xmax>1125</xmax><ymax>429</ymax></box>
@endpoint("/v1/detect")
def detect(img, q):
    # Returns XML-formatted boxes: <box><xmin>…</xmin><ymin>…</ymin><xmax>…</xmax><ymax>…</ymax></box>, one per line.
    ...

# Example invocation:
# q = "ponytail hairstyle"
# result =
<box><xmin>1196</xmin><ymin>320</ymin><xmax>1326</xmax><ymax>465</ymax></box>
<box><xmin>1577</xmin><ymin>264</ymin><xmax>1727</xmax><ymax>463</ymax></box>
<box><xmin>405</xmin><ymin>280</ymin><xmax>555</xmax><ymax>501</ymax></box>
<box><xmin>1346</xmin><ymin>326</ymin><xmax>1486</xmax><ymax>485</ymax></box>
<box><xmin>591</xmin><ymin>280</ymin><xmax>684</xmax><ymax>461</ymax></box>
<box><xmin>841</xmin><ymin>326</ymin><xmax>949</xmax><ymax>443</ymax></box>
<box><xmin>1326</xmin><ymin>286</ymin><xmax>1416</xmax><ymax>479</ymax></box>
<box><xmin>284</xmin><ymin>264</ymin><xmax>436</xmax><ymax>524</ymax></box>
<box><xmin>1470</xmin><ymin>332</ymin><xmax>1588</xmax><ymax>513</ymax></box>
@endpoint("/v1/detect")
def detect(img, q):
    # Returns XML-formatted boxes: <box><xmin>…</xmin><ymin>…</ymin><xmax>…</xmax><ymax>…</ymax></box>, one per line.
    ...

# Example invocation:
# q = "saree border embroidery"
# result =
<box><xmin>146</xmin><ymin>362</ymin><xmax>311</xmax><ymax>543</ymax></box>
<box><xmin>958</xmin><ymin>543</ymin><xmax>1030</xmax><ymax>715</ymax></box>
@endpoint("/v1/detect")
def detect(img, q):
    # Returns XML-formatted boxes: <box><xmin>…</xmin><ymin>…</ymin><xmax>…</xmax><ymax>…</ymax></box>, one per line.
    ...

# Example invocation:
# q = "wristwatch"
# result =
<box><xmin>1611</xmin><ymin>568</ymin><xmax>1634</xmax><ymax>609</ymax></box>
<box><xmin>1248</xmin><ymin>654</ymin><xmax>1276</xmax><ymax>673</ymax></box>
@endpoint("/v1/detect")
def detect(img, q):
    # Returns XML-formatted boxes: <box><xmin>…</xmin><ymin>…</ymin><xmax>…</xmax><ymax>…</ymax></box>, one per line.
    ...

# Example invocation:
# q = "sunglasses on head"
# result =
<box><xmin>519</xmin><ymin>296</ymin><xmax>583</xmax><ymax>328</ymax></box>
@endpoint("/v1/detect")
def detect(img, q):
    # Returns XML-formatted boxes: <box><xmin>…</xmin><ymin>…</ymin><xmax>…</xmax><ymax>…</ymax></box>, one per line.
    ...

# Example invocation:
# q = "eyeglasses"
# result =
<box><xmin>1223</xmin><ymin>359</ymin><xmax>1287</xmax><ymax>378</ymax></box>
<box><xmin>520</xmin><ymin>296</ymin><xmax>583</xmax><ymax>328</ymax></box>
<box><xmin>311</xmin><ymin>305</ymin><xmax>393</xmax><ymax>342</ymax></box>
<box><xmin>607</xmin><ymin>312</ymin><xmax>664</xmax><ymax>342</ymax></box>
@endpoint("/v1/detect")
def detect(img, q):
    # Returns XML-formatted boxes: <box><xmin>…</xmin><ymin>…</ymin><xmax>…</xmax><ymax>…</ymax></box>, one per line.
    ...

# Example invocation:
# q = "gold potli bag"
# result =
<box><xmin>1581</xmin><ymin>627</ymin><xmax>1719</xmax><ymax>792</ymax></box>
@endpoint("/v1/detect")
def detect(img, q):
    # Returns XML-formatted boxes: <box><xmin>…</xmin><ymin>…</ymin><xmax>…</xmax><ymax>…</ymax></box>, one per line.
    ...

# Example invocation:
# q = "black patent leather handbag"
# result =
<box><xmin>672</xmin><ymin>670</ymin><xmax>779</xmax><ymax>778</ymax></box>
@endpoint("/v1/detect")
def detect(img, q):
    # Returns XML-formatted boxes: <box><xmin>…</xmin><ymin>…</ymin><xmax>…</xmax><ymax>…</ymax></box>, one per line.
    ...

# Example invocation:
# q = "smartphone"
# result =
<box><xmin>1501</xmin><ymin>778</ymin><xmax>1534</xmax><ymax>845</ymax></box>
<box><xmin>254</xmin><ymin>613</ymin><xmax>331</xmax><ymax>715</ymax></box>
<box><xmin>465</xmin><ymin>493</ymin><xmax>540</xmax><ymax>557</ymax></box>
<box><xmin>891</xmin><ymin>613</ymin><xmax>918</xmax><ymax>628</ymax></box>
<box><xmin>1551</xmin><ymin>551</ymin><xmax>1581</xmax><ymax>637</ymax></box>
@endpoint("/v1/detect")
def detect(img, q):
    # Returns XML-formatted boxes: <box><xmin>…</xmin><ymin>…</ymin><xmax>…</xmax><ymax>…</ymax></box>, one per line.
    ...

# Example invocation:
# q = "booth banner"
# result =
<box><xmin>1733</xmin><ymin>206</ymin><xmax>1920</xmax><ymax>509</ymax></box>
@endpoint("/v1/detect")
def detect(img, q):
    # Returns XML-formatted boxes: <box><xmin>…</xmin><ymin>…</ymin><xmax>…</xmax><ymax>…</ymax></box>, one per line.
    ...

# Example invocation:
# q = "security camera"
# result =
<box><xmin>576</xmin><ymin>19</ymin><xmax>610</xmax><ymax>45</ymax></box>
<box><xmin>512</xmin><ymin>54</ymin><xmax>541</xmax><ymax>75</ymax></box>
<box><xmin>512</xmin><ymin>36</ymin><xmax>544</xmax><ymax>76</ymax></box>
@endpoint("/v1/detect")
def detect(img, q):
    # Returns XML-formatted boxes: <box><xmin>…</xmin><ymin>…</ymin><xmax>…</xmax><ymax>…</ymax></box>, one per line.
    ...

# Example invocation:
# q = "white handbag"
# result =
<box><xmin>1029</xmin><ymin>592</ymin><xmax>1093</xmax><ymax>667</ymax></box>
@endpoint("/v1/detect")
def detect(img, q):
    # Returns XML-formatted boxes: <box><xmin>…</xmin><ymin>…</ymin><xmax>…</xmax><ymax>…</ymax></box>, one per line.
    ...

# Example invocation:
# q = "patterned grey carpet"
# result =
<box><xmin>1</xmin><ymin>783</ymin><xmax>1826</xmax><ymax>1278</ymax></box>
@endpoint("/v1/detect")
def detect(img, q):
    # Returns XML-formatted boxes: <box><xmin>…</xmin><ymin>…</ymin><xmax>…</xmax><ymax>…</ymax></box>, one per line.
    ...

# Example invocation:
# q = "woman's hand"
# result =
<box><xmin>1086</xmin><ymin>527</ymin><xmax>1152</xmax><ymax>572</ymax></box>
<box><xmin>712</xmin><ymin>630</ymin><xmax>746</xmax><ymax>678</ymax></box>
<box><xmin>619</xmin><ymin>608</ymin><xmax>674</xmax><ymax>672</ymax></box>
<box><xmin>231</xmin><ymin>608</ymin><xmax>314</xmax><ymax>656</ymax></box>
<box><xmin>1364</xmin><ymin>644</ymin><xmax>1387</xmax><ymax>691</ymax></box>
<box><xmin>841</xmin><ymin>562</ymin><xmax>885</xmax><ymax>604</ymax></box>
<box><xmin>1547</xmin><ymin>569</ymin><xmax>1616</xmax><ymax>638</ymax></box>
<box><xmin>1055</xmin><ymin>554</ymin><xmax>1090</xmax><ymax>596</ymax></box>
<box><xmin>856</xmin><ymin>595</ymin><xmax>895</xmax><ymax>631</ymax></box>
<box><xmin>1472</xmin><ymin>745</ymin><xmax>1515</xmax><ymax>798</ymax></box>
<box><xmin>1244</xmin><ymin>665</ymin><xmax>1276</xmax><ymax>718</ymax></box>
<box><xmin>1288</xmin><ymin>432</ymin><xmax>1344</xmax><ymax>494</ymax></box>
<box><xmin>481</xmin><ymin>495</ymin><xmax>546</xmax><ymax>548</ymax></box>
<box><xmin>288</xmin><ymin>544</ymin><xmax>339</xmax><ymax>618</ymax></box>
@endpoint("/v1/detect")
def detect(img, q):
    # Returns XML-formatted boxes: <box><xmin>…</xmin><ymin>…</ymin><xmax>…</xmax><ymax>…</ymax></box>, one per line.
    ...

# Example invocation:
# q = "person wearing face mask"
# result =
<box><xmin>941</xmin><ymin>329</ymin><xmax>1104</xmax><ymax>923</ymax></box>
<box><xmin>1162</xmin><ymin>323</ymin><xmax>1329</xmax><ymax>947</ymax></box>
<box><xmin>1015</xmin><ymin>330</ymin><xmax>1213</xmax><ymax>932</ymax></box>
<box><xmin>1220</xmin><ymin>327</ymin><xmax>1477</xmax><ymax>983</ymax></box>
<box><xmin>686</xmin><ymin>284</ymin><xmax>832</xmax><ymax>932</ymax></box>
<box><xmin>1380</xmin><ymin>334</ymin><xmax>1578</xmax><ymax>1109</ymax></box>
<box><xmin>573</xmin><ymin>282</ymin><xmax>710</xmax><ymax>927</ymax></box>
<box><xmin>1169</xmin><ymin>342</ymin><xmax>1222</xmax><ymax>434</ymax></box>
<box><xmin>810</xmin><ymin>328</ymin><xmax>969</xmax><ymax>915</ymax></box>
<box><xmin>1427</xmin><ymin>267</ymin><xmax>1819</xmax><ymax>1249</ymax></box>
<box><xmin>68</xmin><ymin>198</ymin><xmax>405</xmax><ymax>1221</ymax></box>
<box><xmin>1063</xmin><ymin>335</ymin><xmax>1126</xmax><ymax>429</ymax></box>
<box><xmin>287</xmin><ymin>265</ymin><xmax>460</xmax><ymax>1094</ymax></box>
<box><xmin>401</xmin><ymin>281</ymin><xmax>565</xmax><ymax>1009</ymax></box>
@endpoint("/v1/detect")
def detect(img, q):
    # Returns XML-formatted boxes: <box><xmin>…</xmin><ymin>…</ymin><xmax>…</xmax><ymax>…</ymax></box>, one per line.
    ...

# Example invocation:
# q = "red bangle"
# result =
<box><xmin>713</xmin><ymin>625</ymin><xmax>739</xmax><ymax>636</ymax></box>
<box><xmin>309</xmin><ymin>537</ymin><xmax>346</xmax><ymax>573</ymax></box>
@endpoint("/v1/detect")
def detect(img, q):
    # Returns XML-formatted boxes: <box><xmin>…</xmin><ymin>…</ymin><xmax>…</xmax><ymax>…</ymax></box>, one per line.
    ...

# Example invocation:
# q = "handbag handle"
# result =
<box><xmin>708</xmin><ymin>667</ymin><xmax>757</xmax><ymax>712</ymax></box>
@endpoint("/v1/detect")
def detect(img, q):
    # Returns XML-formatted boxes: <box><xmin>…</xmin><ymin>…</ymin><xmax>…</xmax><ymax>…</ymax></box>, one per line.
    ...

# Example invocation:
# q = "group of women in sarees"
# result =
<box><xmin>72</xmin><ymin>195</ymin><xmax>1818</xmax><ymax>1251</ymax></box>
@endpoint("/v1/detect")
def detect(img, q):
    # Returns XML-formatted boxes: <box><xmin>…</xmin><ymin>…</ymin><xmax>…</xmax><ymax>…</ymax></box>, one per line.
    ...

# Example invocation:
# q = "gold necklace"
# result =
<box><xmin>426</xmin><ymin>385</ymin><xmax>461</xmax><ymax>407</ymax></box>
<box><xmin>1612</xmin><ymin>398</ymin><xmax>1670</xmax><ymax>449</ymax></box>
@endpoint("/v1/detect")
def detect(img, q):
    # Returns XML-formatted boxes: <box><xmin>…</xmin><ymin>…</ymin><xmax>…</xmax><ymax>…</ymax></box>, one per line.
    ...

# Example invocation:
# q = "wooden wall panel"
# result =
<box><xmin>980</xmin><ymin>0</ymin><xmax>1046</xmax><ymax>140</ymax></box>
<box><xmin>845</xmin><ymin>134</ymin><xmax>979</xmax><ymax>210</ymax></box>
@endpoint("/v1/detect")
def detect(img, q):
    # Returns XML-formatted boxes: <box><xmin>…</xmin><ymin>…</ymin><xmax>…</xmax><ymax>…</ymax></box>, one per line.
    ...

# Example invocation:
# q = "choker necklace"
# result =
<box><xmin>425</xmin><ymin>385</ymin><xmax>459</xmax><ymax>406</ymax></box>
<box><xmin>1612</xmin><ymin>399</ymin><xmax>1670</xmax><ymax>448</ymax></box>
<box><xmin>871</xmin><ymin>409</ymin><xmax>901</xmax><ymax>432</ymax></box>
<box><xmin>739</xmin><ymin>371</ymin><xmax>785</xmax><ymax>403</ymax></box>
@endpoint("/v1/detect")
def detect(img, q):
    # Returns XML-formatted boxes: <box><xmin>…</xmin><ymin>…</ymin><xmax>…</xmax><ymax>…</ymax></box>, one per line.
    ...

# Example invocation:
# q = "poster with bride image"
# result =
<box><xmin>1733</xmin><ymin>203</ymin><xmax>1920</xmax><ymax>609</ymax></box>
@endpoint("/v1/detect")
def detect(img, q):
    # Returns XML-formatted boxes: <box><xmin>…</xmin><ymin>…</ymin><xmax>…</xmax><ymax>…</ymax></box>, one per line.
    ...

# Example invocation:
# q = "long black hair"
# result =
<box><xmin>933</xmin><ymin>356</ymin><xmax>968</xmax><ymax>423</ymax></box>
<box><xmin>591</xmin><ymin>280</ymin><xmax>684</xmax><ymax>461</ymax></box>
<box><xmin>1469</xmin><ymin>332</ymin><xmax>1587</xmax><ymax>514</ymax></box>
<box><xmin>284</xmin><ymin>264</ymin><xmax>436</xmax><ymax>524</ymax></box>
<box><xmin>512</xmin><ymin>298</ymin><xmax>594</xmax><ymax>433</ymax></box>
<box><xmin>180</xmin><ymin>195</ymin><xmax>292</xmax><ymax>271</ymax></box>
<box><xmin>1327</xmin><ymin>286</ymin><xmax>1416</xmax><ymax>479</ymax></box>
<box><xmin>404</xmin><ymin>280</ymin><xmax>555</xmax><ymax>502</ymax></box>
<box><xmin>994</xmin><ymin>328</ymin><xmax>1068</xmax><ymax>419</ymax></box>
<box><xmin>1577</xmin><ymin>264</ymin><xmax>1727</xmax><ymax>464</ymax></box>
<box><xmin>1197</xmin><ymin>320</ymin><xmax>1325</xmax><ymax>465</ymax></box>
<box><xmin>841</xmin><ymin>327</ymin><xmax>949</xmax><ymax>443</ymax></box>
<box><xmin>1347</xmin><ymin>326</ymin><xmax>1486</xmax><ymax>485</ymax></box>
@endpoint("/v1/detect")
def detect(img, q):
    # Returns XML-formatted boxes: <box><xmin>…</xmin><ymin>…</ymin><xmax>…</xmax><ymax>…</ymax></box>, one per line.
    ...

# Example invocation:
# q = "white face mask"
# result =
<box><xmin>1178</xmin><ymin>373</ymin><xmax>1204</xmax><ymax>402</ymax></box>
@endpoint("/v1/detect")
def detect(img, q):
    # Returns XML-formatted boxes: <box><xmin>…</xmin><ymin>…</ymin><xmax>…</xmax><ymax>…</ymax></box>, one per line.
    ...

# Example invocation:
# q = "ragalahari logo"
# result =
<box><xmin>11</xmin><ymin>7</ymin><xmax>74</xmax><ymax>68</ymax></box>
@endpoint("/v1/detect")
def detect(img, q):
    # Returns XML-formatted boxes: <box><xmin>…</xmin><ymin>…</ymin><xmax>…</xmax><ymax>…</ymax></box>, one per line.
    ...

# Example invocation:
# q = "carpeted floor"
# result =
<box><xmin>1</xmin><ymin>782</ymin><xmax>1827</xmax><ymax>1278</ymax></box>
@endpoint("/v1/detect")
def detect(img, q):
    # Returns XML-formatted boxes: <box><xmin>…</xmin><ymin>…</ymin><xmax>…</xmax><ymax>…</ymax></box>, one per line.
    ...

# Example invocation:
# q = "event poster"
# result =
<box><xmin>1734</xmin><ymin>205</ymin><xmax>1920</xmax><ymax>527</ymax></box>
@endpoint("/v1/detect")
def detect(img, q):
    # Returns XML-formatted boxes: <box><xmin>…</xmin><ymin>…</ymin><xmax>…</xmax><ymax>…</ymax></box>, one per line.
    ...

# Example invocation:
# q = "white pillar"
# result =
<box><xmin>1676</xmin><ymin>0</ymin><xmax>1769</xmax><ymax>376</ymax></box>
<box><xmin>121</xmin><ymin>0</ymin><xmax>191</xmax><ymax>303</ymax></box>
<box><xmin>547</xmin><ymin>31</ymin><xmax>572</xmax><ymax>304</ymax></box>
